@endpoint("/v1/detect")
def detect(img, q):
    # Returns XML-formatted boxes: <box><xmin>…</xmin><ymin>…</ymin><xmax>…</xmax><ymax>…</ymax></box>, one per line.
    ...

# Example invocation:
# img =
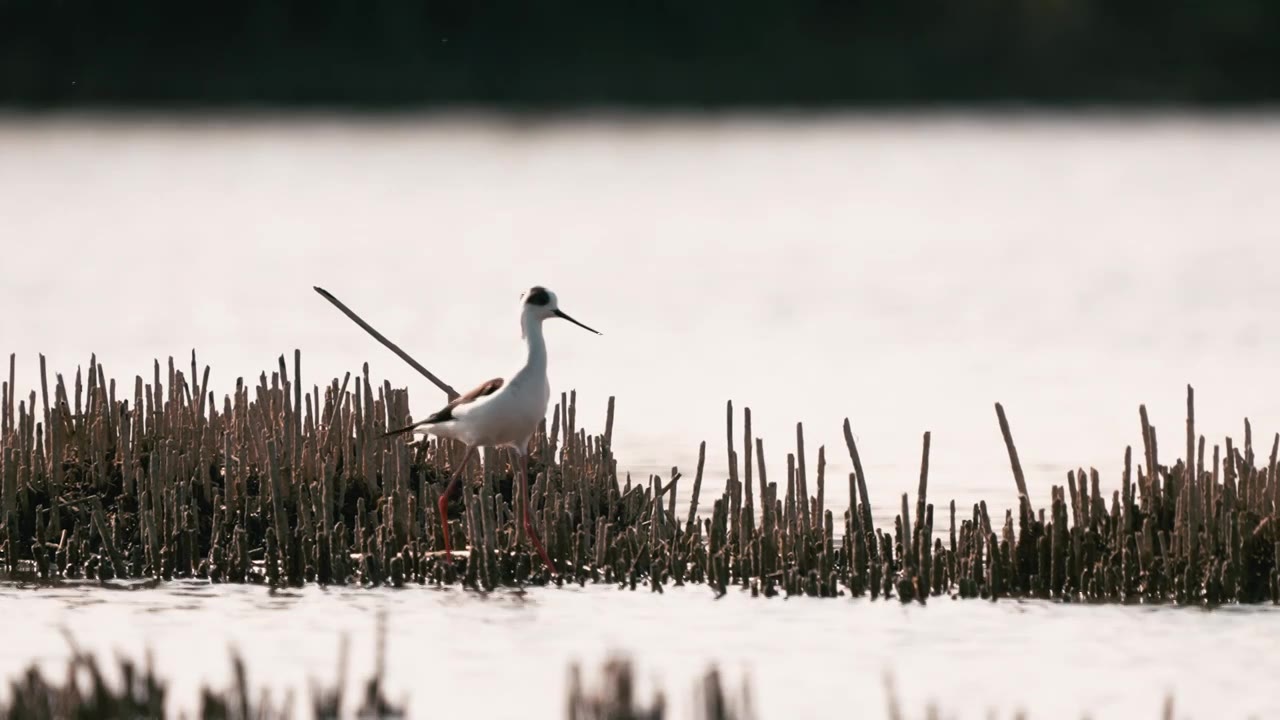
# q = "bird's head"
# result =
<box><xmin>520</xmin><ymin>285</ymin><xmax>601</xmax><ymax>335</ymax></box>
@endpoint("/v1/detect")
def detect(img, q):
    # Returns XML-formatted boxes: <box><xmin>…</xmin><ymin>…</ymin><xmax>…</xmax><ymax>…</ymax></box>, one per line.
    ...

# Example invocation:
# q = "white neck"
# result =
<box><xmin>520</xmin><ymin>311</ymin><xmax>548</xmax><ymax>377</ymax></box>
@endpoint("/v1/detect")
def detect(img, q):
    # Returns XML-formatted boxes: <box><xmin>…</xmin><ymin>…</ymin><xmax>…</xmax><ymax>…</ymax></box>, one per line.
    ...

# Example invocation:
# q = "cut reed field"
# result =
<box><xmin>1</xmin><ymin>352</ymin><xmax>1277</xmax><ymax>603</ymax></box>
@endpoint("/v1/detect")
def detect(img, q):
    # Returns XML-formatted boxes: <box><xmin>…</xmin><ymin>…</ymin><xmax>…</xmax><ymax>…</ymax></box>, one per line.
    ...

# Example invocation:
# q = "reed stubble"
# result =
<box><xmin>0</xmin><ymin>354</ymin><xmax>1275</xmax><ymax>604</ymax></box>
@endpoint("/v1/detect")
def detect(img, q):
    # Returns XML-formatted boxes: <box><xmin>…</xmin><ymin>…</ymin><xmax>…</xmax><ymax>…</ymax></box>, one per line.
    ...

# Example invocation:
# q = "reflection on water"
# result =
<box><xmin>2</xmin><ymin>581</ymin><xmax>1278</xmax><ymax>719</ymax></box>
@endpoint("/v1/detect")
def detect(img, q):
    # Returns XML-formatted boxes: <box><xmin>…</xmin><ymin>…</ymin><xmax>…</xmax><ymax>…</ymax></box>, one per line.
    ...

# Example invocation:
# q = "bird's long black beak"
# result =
<box><xmin>554</xmin><ymin>308</ymin><xmax>602</xmax><ymax>335</ymax></box>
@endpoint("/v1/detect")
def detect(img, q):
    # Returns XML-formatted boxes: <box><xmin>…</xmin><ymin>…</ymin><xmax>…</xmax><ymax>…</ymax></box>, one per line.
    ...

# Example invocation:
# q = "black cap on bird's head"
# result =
<box><xmin>521</xmin><ymin>285</ymin><xmax>601</xmax><ymax>335</ymax></box>
<box><xmin>524</xmin><ymin>286</ymin><xmax>552</xmax><ymax>307</ymax></box>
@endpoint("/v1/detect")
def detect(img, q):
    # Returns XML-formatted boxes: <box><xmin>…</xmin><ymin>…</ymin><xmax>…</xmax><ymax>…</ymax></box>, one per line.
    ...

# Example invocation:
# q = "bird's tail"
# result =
<box><xmin>381</xmin><ymin>419</ymin><xmax>434</xmax><ymax>439</ymax></box>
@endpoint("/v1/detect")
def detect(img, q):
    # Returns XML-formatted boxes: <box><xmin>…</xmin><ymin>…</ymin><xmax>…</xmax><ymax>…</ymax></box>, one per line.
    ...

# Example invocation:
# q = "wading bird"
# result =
<box><xmin>382</xmin><ymin>286</ymin><xmax>601</xmax><ymax>573</ymax></box>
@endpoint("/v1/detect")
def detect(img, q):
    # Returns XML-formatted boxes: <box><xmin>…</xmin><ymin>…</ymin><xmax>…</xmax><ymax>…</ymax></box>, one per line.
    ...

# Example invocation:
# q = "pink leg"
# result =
<box><xmin>518</xmin><ymin>452</ymin><xmax>555</xmax><ymax>574</ymax></box>
<box><xmin>437</xmin><ymin>445</ymin><xmax>475</xmax><ymax>558</ymax></box>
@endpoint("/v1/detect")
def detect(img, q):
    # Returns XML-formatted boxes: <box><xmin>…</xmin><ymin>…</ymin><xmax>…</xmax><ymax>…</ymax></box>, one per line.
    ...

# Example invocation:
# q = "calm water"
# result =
<box><xmin>3</xmin><ymin>581</ymin><xmax>1280</xmax><ymax>720</ymax></box>
<box><xmin>2</xmin><ymin>113</ymin><xmax>1279</xmax><ymax>717</ymax></box>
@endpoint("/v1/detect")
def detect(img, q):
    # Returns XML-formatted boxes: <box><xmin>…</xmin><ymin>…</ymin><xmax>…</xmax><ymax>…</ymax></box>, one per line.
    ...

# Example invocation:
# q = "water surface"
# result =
<box><xmin>2</xmin><ymin>113</ymin><xmax>1278</xmax><ymax>718</ymax></box>
<box><xmin>4</xmin><ymin>113</ymin><xmax>1278</xmax><ymax>521</ymax></box>
<box><xmin>3</xmin><ymin>581</ymin><xmax>1277</xmax><ymax>720</ymax></box>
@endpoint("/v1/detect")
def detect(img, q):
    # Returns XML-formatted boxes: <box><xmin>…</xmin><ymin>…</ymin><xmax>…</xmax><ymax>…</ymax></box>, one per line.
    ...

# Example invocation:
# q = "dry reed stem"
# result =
<box><xmin>313</xmin><ymin>287</ymin><xmax>457</xmax><ymax>400</ymax></box>
<box><xmin>995</xmin><ymin>403</ymin><xmax>1031</xmax><ymax>514</ymax></box>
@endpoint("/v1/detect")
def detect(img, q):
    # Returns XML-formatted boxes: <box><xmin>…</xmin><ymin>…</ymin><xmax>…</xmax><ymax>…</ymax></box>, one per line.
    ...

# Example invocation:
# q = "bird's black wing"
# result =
<box><xmin>382</xmin><ymin>378</ymin><xmax>505</xmax><ymax>437</ymax></box>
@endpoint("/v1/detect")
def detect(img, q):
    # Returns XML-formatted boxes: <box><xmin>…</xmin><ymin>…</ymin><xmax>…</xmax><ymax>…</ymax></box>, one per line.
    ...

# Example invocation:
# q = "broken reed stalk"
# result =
<box><xmin>0</xmin><ymin>354</ymin><xmax>1275</xmax><ymax>604</ymax></box>
<box><xmin>312</xmin><ymin>287</ymin><xmax>458</xmax><ymax>401</ymax></box>
<box><xmin>995</xmin><ymin>403</ymin><xmax>1032</xmax><ymax>514</ymax></box>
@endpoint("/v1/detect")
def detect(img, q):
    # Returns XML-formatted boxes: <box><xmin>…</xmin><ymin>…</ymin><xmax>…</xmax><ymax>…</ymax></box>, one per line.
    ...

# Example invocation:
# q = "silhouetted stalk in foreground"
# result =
<box><xmin>0</xmin><ymin>632</ymin><xmax>1181</xmax><ymax>720</ymax></box>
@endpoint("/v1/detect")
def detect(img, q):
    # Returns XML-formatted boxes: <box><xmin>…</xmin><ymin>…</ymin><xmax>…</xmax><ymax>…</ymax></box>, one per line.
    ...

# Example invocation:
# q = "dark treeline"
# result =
<box><xmin>2</xmin><ymin>0</ymin><xmax>1279</xmax><ymax>108</ymax></box>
